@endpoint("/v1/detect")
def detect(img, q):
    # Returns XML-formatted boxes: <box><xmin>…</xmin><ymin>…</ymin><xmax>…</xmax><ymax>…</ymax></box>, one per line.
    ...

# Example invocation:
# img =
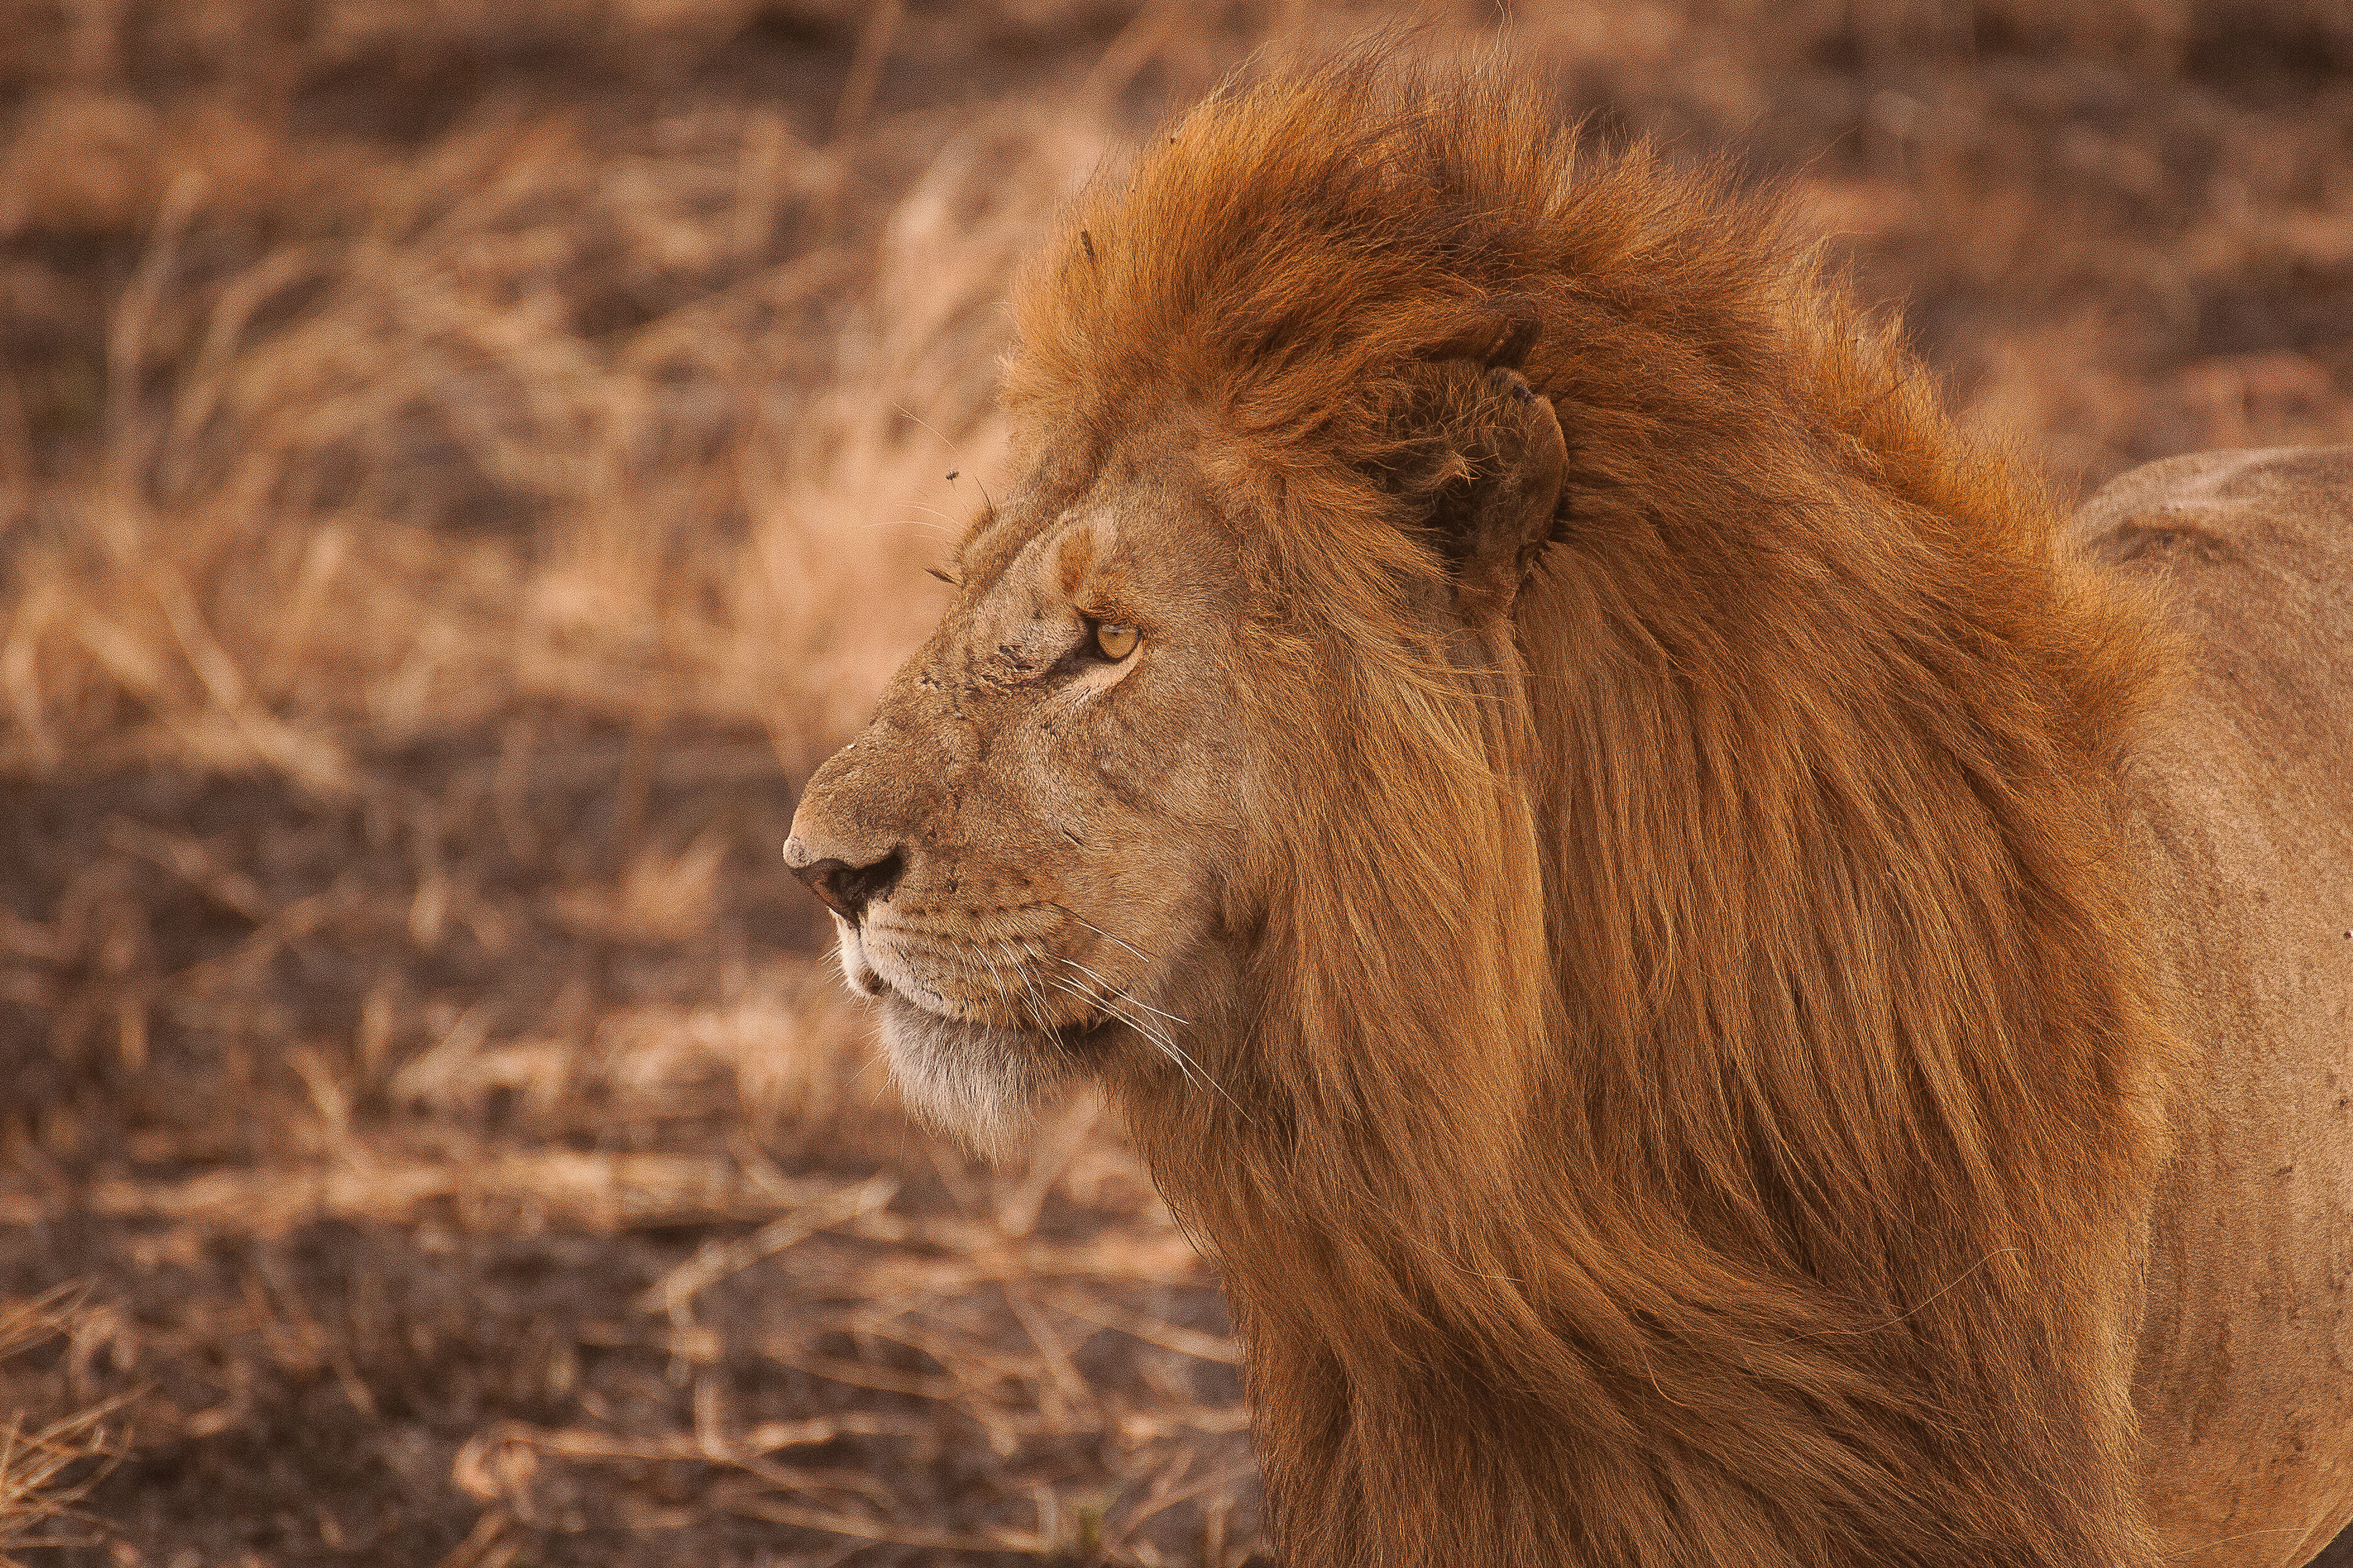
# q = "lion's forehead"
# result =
<box><xmin>960</xmin><ymin>447</ymin><xmax>1231</xmax><ymax>609</ymax></box>
<box><xmin>962</xmin><ymin>488</ymin><xmax>1105</xmax><ymax>589</ymax></box>
<box><xmin>942</xmin><ymin>510</ymin><xmax>1141</xmax><ymax>659</ymax></box>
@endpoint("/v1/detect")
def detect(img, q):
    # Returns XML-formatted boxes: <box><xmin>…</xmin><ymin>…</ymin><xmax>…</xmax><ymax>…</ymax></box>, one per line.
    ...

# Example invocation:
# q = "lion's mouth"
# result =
<box><xmin>880</xmin><ymin>986</ymin><xmax>1119</xmax><ymax>1051</ymax></box>
<box><xmin>837</xmin><ymin>916</ymin><xmax>1204</xmax><ymax>1148</ymax></box>
<box><xmin>841</xmin><ymin>921</ymin><xmax>1123</xmax><ymax>1049</ymax></box>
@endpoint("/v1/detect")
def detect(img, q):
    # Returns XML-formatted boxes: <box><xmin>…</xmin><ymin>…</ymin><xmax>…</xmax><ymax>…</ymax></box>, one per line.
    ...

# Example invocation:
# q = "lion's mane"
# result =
<box><xmin>1005</xmin><ymin>61</ymin><xmax>2177</xmax><ymax>1568</ymax></box>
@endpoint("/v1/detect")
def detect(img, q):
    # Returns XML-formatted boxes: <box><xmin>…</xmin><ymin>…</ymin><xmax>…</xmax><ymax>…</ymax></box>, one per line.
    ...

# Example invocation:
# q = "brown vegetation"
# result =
<box><xmin>0</xmin><ymin>1</ymin><xmax>2344</xmax><ymax>1564</ymax></box>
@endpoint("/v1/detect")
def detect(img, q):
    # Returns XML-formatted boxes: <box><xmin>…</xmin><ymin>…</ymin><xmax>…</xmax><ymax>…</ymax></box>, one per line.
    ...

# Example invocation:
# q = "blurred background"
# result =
<box><xmin>0</xmin><ymin>1</ymin><xmax>2344</xmax><ymax>1563</ymax></box>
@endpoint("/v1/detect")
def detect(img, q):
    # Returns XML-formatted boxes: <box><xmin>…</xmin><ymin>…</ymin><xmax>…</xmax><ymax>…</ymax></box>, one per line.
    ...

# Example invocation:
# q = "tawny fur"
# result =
<box><xmin>2069</xmin><ymin>447</ymin><xmax>2353</xmax><ymax>1568</ymax></box>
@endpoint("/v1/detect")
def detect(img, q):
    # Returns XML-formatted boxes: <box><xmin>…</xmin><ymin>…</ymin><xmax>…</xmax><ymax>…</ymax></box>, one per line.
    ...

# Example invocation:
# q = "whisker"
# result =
<box><xmin>999</xmin><ymin>937</ymin><xmax>1055</xmax><ymax>1030</ymax></box>
<box><xmin>859</xmin><ymin>518</ymin><xmax>956</xmax><ymax>536</ymax></box>
<box><xmin>1047</xmin><ymin>903</ymin><xmax>1161</xmax><ymax>965</ymax></box>
<box><xmin>1058</xmin><ymin>953</ymin><xmax>1192</xmax><ymax>1028</ymax></box>
<box><xmin>975</xmin><ymin>944</ymin><xmax>1023</xmax><ymax>1030</ymax></box>
<box><xmin>1047</xmin><ymin>953</ymin><xmax>1246</xmax><ymax>1118</ymax></box>
<box><xmin>1043</xmin><ymin>972</ymin><xmax>1200</xmax><ymax>1090</ymax></box>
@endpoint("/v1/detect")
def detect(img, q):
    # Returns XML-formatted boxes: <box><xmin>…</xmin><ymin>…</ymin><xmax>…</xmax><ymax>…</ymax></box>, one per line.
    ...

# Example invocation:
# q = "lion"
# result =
<box><xmin>783</xmin><ymin>61</ymin><xmax>2353</xmax><ymax>1568</ymax></box>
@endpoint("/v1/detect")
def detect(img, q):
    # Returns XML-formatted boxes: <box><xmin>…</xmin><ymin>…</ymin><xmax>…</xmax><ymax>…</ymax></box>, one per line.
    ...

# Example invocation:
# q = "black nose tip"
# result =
<box><xmin>791</xmin><ymin>850</ymin><xmax>904</xmax><ymax>924</ymax></box>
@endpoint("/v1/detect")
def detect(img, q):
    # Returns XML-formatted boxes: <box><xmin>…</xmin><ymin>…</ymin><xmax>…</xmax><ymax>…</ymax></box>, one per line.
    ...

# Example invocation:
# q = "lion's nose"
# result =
<box><xmin>785</xmin><ymin>840</ymin><xmax>904</xmax><ymax>925</ymax></box>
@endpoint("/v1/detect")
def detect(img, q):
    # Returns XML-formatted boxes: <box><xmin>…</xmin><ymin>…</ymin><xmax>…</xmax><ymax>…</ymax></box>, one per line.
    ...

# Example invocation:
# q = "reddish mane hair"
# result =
<box><xmin>1006</xmin><ymin>59</ymin><xmax>2175</xmax><ymax>1567</ymax></box>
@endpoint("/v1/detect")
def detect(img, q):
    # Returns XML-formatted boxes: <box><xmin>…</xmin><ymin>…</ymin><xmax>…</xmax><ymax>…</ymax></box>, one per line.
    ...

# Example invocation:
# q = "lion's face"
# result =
<box><xmin>788</xmin><ymin>353</ymin><xmax>1564</xmax><ymax>1150</ymax></box>
<box><xmin>784</xmin><ymin>440</ymin><xmax>1259</xmax><ymax>1148</ymax></box>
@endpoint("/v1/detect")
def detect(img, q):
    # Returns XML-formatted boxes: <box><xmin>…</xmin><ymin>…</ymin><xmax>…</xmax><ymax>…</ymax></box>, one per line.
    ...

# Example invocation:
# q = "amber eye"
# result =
<box><xmin>1093</xmin><ymin>622</ymin><xmax>1140</xmax><ymax>662</ymax></box>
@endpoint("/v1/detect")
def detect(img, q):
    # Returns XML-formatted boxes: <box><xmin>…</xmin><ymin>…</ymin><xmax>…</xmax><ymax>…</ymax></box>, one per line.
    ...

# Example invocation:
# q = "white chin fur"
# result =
<box><xmin>877</xmin><ymin>997</ymin><xmax>1064</xmax><ymax>1160</ymax></box>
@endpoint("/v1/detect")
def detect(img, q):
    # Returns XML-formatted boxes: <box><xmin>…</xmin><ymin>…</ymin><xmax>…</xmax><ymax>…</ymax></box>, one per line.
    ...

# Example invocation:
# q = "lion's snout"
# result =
<box><xmin>785</xmin><ymin>723</ymin><xmax>925</xmax><ymax>927</ymax></box>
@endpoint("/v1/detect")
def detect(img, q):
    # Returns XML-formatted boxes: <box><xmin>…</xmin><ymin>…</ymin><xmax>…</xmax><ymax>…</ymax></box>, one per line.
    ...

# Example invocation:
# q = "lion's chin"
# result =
<box><xmin>875</xmin><ymin>994</ymin><xmax>1076</xmax><ymax>1160</ymax></box>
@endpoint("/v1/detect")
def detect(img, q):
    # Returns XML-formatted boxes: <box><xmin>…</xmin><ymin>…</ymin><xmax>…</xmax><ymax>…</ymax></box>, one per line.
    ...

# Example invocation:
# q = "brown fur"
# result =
<box><xmin>787</xmin><ymin>59</ymin><xmax>2225</xmax><ymax>1566</ymax></box>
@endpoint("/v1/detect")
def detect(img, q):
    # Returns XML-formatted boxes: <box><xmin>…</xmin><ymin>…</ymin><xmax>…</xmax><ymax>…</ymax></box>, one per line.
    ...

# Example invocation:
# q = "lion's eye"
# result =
<box><xmin>1092</xmin><ymin>622</ymin><xmax>1140</xmax><ymax>662</ymax></box>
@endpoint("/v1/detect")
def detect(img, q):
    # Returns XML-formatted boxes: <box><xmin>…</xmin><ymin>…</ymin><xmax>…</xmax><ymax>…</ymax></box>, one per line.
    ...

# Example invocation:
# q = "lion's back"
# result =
<box><xmin>2070</xmin><ymin>447</ymin><xmax>2353</xmax><ymax>1568</ymax></box>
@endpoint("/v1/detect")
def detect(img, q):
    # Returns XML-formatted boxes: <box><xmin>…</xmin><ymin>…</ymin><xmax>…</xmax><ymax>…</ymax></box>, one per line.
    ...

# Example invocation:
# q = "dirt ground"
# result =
<box><xmin>0</xmin><ymin>1</ymin><xmax>2346</xmax><ymax>1564</ymax></box>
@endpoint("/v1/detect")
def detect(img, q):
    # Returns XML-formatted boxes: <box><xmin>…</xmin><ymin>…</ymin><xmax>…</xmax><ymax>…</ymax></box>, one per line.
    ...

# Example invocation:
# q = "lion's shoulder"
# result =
<box><xmin>2070</xmin><ymin>445</ymin><xmax>2353</xmax><ymax>756</ymax></box>
<box><xmin>2069</xmin><ymin>444</ymin><xmax>2353</xmax><ymax>589</ymax></box>
<box><xmin>2068</xmin><ymin>444</ymin><xmax>2353</xmax><ymax>776</ymax></box>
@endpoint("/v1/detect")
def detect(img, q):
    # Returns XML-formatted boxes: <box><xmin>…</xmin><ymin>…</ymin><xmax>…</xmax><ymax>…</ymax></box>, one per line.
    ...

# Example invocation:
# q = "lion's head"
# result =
<box><xmin>785</xmin><ymin>343</ymin><xmax>1567</xmax><ymax>1151</ymax></box>
<box><xmin>779</xmin><ymin>432</ymin><xmax>1264</xmax><ymax>1148</ymax></box>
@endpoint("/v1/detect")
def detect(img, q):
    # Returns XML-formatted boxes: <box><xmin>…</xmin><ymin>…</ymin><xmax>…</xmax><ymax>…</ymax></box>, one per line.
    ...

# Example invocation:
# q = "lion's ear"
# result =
<box><xmin>1418</xmin><ymin>362</ymin><xmax>1568</xmax><ymax>622</ymax></box>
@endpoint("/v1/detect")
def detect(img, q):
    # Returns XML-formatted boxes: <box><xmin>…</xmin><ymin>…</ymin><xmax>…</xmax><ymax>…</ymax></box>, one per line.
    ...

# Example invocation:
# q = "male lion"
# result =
<box><xmin>784</xmin><ymin>63</ymin><xmax>2353</xmax><ymax>1568</ymax></box>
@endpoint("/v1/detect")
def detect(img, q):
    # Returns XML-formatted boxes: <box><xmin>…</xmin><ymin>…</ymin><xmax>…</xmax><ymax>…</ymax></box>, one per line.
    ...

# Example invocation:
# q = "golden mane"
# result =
<box><xmin>1006</xmin><ymin>60</ymin><xmax>2179</xmax><ymax>1566</ymax></box>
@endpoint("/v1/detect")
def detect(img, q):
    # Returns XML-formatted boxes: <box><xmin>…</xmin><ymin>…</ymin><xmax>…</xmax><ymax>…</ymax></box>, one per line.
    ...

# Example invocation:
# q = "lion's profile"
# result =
<box><xmin>786</xmin><ymin>61</ymin><xmax>2353</xmax><ymax>1567</ymax></box>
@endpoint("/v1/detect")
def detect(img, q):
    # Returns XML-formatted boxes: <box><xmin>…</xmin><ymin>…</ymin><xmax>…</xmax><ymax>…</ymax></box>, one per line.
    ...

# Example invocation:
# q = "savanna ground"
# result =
<box><xmin>0</xmin><ymin>1</ymin><xmax>2345</xmax><ymax>1564</ymax></box>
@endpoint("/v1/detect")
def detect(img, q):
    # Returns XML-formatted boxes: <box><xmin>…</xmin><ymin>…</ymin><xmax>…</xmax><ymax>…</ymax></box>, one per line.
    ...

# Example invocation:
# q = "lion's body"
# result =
<box><xmin>786</xmin><ymin>63</ymin><xmax>2353</xmax><ymax>1567</ymax></box>
<box><xmin>2071</xmin><ymin>448</ymin><xmax>2353</xmax><ymax>1568</ymax></box>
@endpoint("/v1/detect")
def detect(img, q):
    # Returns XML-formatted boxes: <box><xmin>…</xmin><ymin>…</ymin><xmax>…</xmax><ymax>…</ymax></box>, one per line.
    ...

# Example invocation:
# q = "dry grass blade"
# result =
<box><xmin>638</xmin><ymin>1172</ymin><xmax>901</xmax><ymax>1316</ymax></box>
<box><xmin>1037</xmin><ymin>1285</ymin><xmax>1243</xmax><ymax>1366</ymax></box>
<box><xmin>0</xmin><ymin>1140</ymin><xmax>869</xmax><ymax>1236</ymax></box>
<box><xmin>0</xmin><ymin>1290</ymin><xmax>133</xmax><ymax>1565</ymax></box>
<box><xmin>430</xmin><ymin>1510</ymin><xmax>515</xmax><ymax>1568</ymax></box>
<box><xmin>718</xmin><ymin>1493</ymin><xmax>1049</xmax><ymax>1557</ymax></box>
<box><xmin>454</xmin><ymin>1415</ymin><xmax>920</xmax><ymax>1492</ymax></box>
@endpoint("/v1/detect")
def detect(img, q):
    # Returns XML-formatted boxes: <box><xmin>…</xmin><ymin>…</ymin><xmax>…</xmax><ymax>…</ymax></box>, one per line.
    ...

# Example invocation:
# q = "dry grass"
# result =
<box><xmin>0</xmin><ymin>0</ymin><xmax>2345</xmax><ymax>1563</ymax></box>
<box><xmin>0</xmin><ymin>1291</ymin><xmax>129</xmax><ymax>1567</ymax></box>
